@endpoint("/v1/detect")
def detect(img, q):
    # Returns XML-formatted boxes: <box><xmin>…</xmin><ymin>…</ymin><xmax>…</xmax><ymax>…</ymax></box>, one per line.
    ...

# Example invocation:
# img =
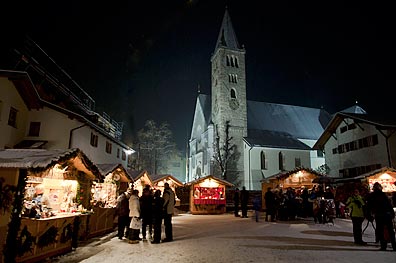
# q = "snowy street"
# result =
<box><xmin>51</xmin><ymin>211</ymin><xmax>396</xmax><ymax>263</ymax></box>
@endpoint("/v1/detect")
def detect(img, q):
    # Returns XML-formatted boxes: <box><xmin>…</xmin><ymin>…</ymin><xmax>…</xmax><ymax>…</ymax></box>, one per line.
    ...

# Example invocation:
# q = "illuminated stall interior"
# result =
<box><xmin>151</xmin><ymin>174</ymin><xmax>183</xmax><ymax>205</ymax></box>
<box><xmin>187</xmin><ymin>175</ymin><xmax>233</xmax><ymax>215</ymax></box>
<box><xmin>129</xmin><ymin>170</ymin><xmax>153</xmax><ymax>196</ymax></box>
<box><xmin>355</xmin><ymin>167</ymin><xmax>396</xmax><ymax>193</ymax></box>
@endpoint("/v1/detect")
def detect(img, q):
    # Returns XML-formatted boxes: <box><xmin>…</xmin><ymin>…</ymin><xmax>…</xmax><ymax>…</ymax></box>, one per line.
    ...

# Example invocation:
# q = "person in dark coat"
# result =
<box><xmin>252</xmin><ymin>194</ymin><xmax>262</xmax><ymax>222</ymax></box>
<box><xmin>264</xmin><ymin>187</ymin><xmax>276</xmax><ymax>222</ymax></box>
<box><xmin>162</xmin><ymin>182</ymin><xmax>175</xmax><ymax>242</ymax></box>
<box><xmin>233</xmin><ymin>188</ymin><xmax>240</xmax><ymax>217</ymax></box>
<box><xmin>151</xmin><ymin>189</ymin><xmax>164</xmax><ymax>244</ymax></box>
<box><xmin>240</xmin><ymin>186</ymin><xmax>249</xmax><ymax>218</ymax></box>
<box><xmin>139</xmin><ymin>184</ymin><xmax>153</xmax><ymax>240</ymax></box>
<box><xmin>367</xmin><ymin>182</ymin><xmax>396</xmax><ymax>251</ymax></box>
<box><xmin>116</xmin><ymin>188</ymin><xmax>132</xmax><ymax>239</ymax></box>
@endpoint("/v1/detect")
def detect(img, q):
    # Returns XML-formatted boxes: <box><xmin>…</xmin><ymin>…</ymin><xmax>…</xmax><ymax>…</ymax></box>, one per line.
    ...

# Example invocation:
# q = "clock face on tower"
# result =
<box><xmin>229</xmin><ymin>98</ymin><xmax>240</xmax><ymax>110</ymax></box>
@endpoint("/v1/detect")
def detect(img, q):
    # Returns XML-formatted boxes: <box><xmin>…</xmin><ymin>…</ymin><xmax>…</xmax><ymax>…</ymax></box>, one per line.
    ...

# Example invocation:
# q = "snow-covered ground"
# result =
<box><xmin>52</xmin><ymin>212</ymin><xmax>395</xmax><ymax>263</ymax></box>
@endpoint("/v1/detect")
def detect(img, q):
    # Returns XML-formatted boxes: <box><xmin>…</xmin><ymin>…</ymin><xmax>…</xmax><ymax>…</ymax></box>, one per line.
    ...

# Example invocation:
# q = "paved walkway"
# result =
<box><xmin>52</xmin><ymin>213</ymin><xmax>396</xmax><ymax>263</ymax></box>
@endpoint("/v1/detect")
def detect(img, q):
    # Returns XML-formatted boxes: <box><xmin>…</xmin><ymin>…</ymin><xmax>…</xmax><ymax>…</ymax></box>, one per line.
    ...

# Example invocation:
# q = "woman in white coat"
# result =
<box><xmin>128</xmin><ymin>189</ymin><xmax>141</xmax><ymax>244</ymax></box>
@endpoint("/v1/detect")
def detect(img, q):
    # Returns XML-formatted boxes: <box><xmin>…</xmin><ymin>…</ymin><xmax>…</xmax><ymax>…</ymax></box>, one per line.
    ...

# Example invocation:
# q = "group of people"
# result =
<box><xmin>263</xmin><ymin>185</ymin><xmax>336</xmax><ymax>223</ymax></box>
<box><xmin>262</xmin><ymin>181</ymin><xmax>396</xmax><ymax>251</ymax></box>
<box><xmin>115</xmin><ymin>182</ymin><xmax>176</xmax><ymax>244</ymax></box>
<box><xmin>346</xmin><ymin>182</ymin><xmax>396</xmax><ymax>251</ymax></box>
<box><xmin>233</xmin><ymin>186</ymin><xmax>249</xmax><ymax>218</ymax></box>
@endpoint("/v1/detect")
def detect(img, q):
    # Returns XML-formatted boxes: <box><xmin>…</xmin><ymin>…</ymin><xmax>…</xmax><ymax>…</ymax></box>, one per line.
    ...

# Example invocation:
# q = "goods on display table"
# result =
<box><xmin>188</xmin><ymin>175</ymin><xmax>233</xmax><ymax>214</ymax></box>
<box><xmin>88</xmin><ymin>174</ymin><xmax>119</xmax><ymax>238</ymax></box>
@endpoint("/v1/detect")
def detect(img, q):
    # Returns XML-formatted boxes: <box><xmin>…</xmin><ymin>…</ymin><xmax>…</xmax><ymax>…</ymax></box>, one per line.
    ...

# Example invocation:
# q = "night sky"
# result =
<box><xmin>1</xmin><ymin>1</ymin><xmax>395</xmax><ymax>151</ymax></box>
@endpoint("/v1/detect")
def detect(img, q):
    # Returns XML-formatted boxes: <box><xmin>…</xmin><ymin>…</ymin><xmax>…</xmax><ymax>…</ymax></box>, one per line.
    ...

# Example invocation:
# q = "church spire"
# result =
<box><xmin>214</xmin><ymin>8</ymin><xmax>241</xmax><ymax>52</ymax></box>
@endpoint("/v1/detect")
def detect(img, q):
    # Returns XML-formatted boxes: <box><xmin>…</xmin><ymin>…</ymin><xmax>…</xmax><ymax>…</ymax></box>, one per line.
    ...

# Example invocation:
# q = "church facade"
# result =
<box><xmin>188</xmin><ymin>9</ymin><xmax>331</xmax><ymax>190</ymax></box>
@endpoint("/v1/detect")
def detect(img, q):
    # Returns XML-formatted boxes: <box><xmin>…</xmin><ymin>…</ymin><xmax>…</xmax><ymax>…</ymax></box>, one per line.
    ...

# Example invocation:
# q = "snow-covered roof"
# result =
<box><xmin>0</xmin><ymin>148</ymin><xmax>101</xmax><ymax>179</ymax></box>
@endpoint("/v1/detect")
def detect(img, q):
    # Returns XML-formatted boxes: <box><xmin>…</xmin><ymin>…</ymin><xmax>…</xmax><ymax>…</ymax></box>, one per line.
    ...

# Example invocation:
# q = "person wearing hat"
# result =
<box><xmin>367</xmin><ymin>182</ymin><xmax>396</xmax><ymax>251</ymax></box>
<box><xmin>116</xmin><ymin>187</ymin><xmax>132</xmax><ymax>240</ymax></box>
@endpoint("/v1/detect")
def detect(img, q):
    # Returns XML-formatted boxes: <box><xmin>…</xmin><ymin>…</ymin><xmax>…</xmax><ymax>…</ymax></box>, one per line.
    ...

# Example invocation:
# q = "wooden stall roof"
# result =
<box><xmin>185</xmin><ymin>175</ymin><xmax>234</xmax><ymax>187</ymax></box>
<box><xmin>96</xmin><ymin>163</ymin><xmax>133</xmax><ymax>183</ymax></box>
<box><xmin>354</xmin><ymin>167</ymin><xmax>396</xmax><ymax>180</ymax></box>
<box><xmin>127</xmin><ymin>169</ymin><xmax>153</xmax><ymax>184</ymax></box>
<box><xmin>150</xmin><ymin>174</ymin><xmax>183</xmax><ymax>186</ymax></box>
<box><xmin>0</xmin><ymin>148</ymin><xmax>102</xmax><ymax>180</ymax></box>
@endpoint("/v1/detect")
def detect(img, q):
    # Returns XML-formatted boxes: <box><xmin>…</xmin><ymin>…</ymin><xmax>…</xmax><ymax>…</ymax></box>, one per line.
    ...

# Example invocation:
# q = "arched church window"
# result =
<box><xmin>226</xmin><ymin>56</ymin><xmax>230</xmax><ymax>66</ymax></box>
<box><xmin>260</xmin><ymin>151</ymin><xmax>267</xmax><ymax>170</ymax></box>
<box><xmin>228</xmin><ymin>74</ymin><xmax>231</xmax><ymax>83</ymax></box>
<box><xmin>235</xmin><ymin>57</ymin><xmax>239</xmax><ymax>68</ymax></box>
<box><xmin>279</xmin><ymin>152</ymin><xmax>285</xmax><ymax>171</ymax></box>
<box><xmin>230</xmin><ymin>56</ymin><xmax>234</xmax><ymax>67</ymax></box>
<box><xmin>230</xmin><ymin>89</ymin><xmax>236</xmax><ymax>99</ymax></box>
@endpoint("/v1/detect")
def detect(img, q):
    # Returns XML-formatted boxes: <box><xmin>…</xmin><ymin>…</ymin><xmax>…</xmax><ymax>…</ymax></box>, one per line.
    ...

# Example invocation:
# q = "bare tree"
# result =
<box><xmin>213</xmin><ymin>121</ymin><xmax>236</xmax><ymax>181</ymax></box>
<box><xmin>130</xmin><ymin>120</ymin><xmax>177</xmax><ymax>174</ymax></box>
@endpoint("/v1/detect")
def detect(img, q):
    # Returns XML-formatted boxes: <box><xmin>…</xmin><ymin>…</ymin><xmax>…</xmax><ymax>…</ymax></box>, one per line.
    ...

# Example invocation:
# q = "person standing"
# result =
<box><xmin>116</xmin><ymin>188</ymin><xmax>132</xmax><ymax>240</ymax></box>
<box><xmin>240</xmin><ymin>186</ymin><xmax>249</xmax><ymax>218</ymax></box>
<box><xmin>162</xmin><ymin>182</ymin><xmax>175</xmax><ymax>242</ymax></box>
<box><xmin>152</xmin><ymin>189</ymin><xmax>164</xmax><ymax>244</ymax></box>
<box><xmin>128</xmin><ymin>189</ymin><xmax>141</xmax><ymax>244</ymax></box>
<box><xmin>367</xmin><ymin>182</ymin><xmax>396</xmax><ymax>251</ymax></box>
<box><xmin>346</xmin><ymin>189</ymin><xmax>367</xmax><ymax>245</ymax></box>
<box><xmin>264</xmin><ymin>187</ymin><xmax>276</xmax><ymax>222</ymax></box>
<box><xmin>140</xmin><ymin>184</ymin><xmax>153</xmax><ymax>241</ymax></box>
<box><xmin>252</xmin><ymin>194</ymin><xmax>262</xmax><ymax>222</ymax></box>
<box><xmin>233</xmin><ymin>188</ymin><xmax>240</xmax><ymax>217</ymax></box>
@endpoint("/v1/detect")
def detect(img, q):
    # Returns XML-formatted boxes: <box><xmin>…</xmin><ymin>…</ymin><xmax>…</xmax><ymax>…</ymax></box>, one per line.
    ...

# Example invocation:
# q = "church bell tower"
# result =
<box><xmin>211</xmin><ymin>8</ymin><xmax>247</xmax><ymax>185</ymax></box>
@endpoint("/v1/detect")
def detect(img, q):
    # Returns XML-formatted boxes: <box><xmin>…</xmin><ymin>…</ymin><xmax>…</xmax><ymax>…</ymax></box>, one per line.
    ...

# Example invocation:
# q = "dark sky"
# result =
<box><xmin>2</xmin><ymin>1</ymin><xmax>395</xmax><ymax>151</ymax></box>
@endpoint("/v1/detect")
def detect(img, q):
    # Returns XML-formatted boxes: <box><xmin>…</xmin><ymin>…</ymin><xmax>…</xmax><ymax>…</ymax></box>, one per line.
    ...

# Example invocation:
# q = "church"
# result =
<box><xmin>188</xmin><ymin>9</ymin><xmax>332</xmax><ymax>190</ymax></box>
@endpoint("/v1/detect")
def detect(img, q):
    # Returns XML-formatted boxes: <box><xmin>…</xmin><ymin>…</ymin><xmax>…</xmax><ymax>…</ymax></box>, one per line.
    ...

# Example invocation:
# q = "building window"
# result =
<box><xmin>28</xmin><ymin>122</ymin><xmax>41</xmax><ymax>136</ymax></box>
<box><xmin>234</xmin><ymin>57</ymin><xmax>239</xmax><ymax>68</ymax></box>
<box><xmin>340</xmin><ymin>126</ymin><xmax>347</xmax><ymax>133</ymax></box>
<box><xmin>230</xmin><ymin>89</ymin><xmax>236</xmax><ymax>99</ymax></box>
<box><xmin>117</xmin><ymin>148</ymin><xmax>120</xmax><ymax>158</ymax></box>
<box><xmin>226</xmin><ymin>55</ymin><xmax>230</xmax><ymax>66</ymax></box>
<box><xmin>260</xmin><ymin>151</ymin><xmax>267</xmax><ymax>170</ymax></box>
<box><xmin>279</xmin><ymin>152</ymin><xmax>285</xmax><ymax>171</ymax></box>
<box><xmin>106</xmin><ymin>141</ymin><xmax>112</xmax><ymax>154</ymax></box>
<box><xmin>122</xmin><ymin>151</ymin><xmax>126</xmax><ymax>161</ymax></box>
<box><xmin>317</xmin><ymin>150</ymin><xmax>324</xmax><ymax>157</ymax></box>
<box><xmin>295</xmin><ymin>157</ymin><xmax>301</xmax><ymax>168</ymax></box>
<box><xmin>90</xmin><ymin>132</ymin><xmax>98</xmax><ymax>147</ymax></box>
<box><xmin>8</xmin><ymin>107</ymin><xmax>18</xmax><ymax>128</ymax></box>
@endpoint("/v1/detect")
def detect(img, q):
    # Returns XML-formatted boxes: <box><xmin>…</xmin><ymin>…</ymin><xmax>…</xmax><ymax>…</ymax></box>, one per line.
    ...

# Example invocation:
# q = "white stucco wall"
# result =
<box><xmin>244</xmin><ymin>142</ymin><xmax>311</xmax><ymax>190</ymax></box>
<box><xmin>70</xmin><ymin>126</ymin><xmax>129</xmax><ymax>168</ymax></box>
<box><xmin>324</xmin><ymin>118</ymin><xmax>390</xmax><ymax>177</ymax></box>
<box><xmin>298</xmin><ymin>138</ymin><xmax>325</xmax><ymax>170</ymax></box>
<box><xmin>0</xmin><ymin>78</ymin><xmax>29</xmax><ymax>149</ymax></box>
<box><xmin>27</xmin><ymin>106</ymin><xmax>129</xmax><ymax>168</ymax></box>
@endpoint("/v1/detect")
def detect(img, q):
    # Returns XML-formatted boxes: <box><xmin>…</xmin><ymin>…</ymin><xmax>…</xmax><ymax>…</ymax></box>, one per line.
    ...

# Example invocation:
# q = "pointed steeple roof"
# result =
<box><xmin>215</xmin><ymin>8</ymin><xmax>241</xmax><ymax>51</ymax></box>
<box><xmin>340</xmin><ymin>102</ymin><xmax>367</xmax><ymax>114</ymax></box>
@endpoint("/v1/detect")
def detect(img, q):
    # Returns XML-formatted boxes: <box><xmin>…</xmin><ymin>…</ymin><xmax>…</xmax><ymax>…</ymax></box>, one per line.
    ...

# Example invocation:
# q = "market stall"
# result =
<box><xmin>354</xmin><ymin>167</ymin><xmax>396</xmax><ymax>193</ymax></box>
<box><xmin>0</xmin><ymin>148</ymin><xmax>101</xmax><ymax>263</ymax></box>
<box><xmin>127</xmin><ymin>169</ymin><xmax>153</xmax><ymax>196</ymax></box>
<box><xmin>187</xmin><ymin>175</ymin><xmax>233</xmax><ymax>215</ymax></box>
<box><xmin>151</xmin><ymin>174</ymin><xmax>183</xmax><ymax>206</ymax></box>
<box><xmin>89</xmin><ymin>164</ymin><xmax>133</xmax><ymax>238</ymax></box>
<box><xmin>261</xmin><ymin>168</ymin><xmax>326</xmax><ymax>210</ymax></box>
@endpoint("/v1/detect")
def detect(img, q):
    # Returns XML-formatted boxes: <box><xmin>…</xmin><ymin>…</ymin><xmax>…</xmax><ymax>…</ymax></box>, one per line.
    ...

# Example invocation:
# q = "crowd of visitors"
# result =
<box><xmin>115</xmin><ymin>183</ymin><xmax>175</xmax><ymax>244</ymax></box>
<box><xmin>263</xmin><ymin>185</ymin><xmax>336</xmax><ymax>223</ymax></box>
